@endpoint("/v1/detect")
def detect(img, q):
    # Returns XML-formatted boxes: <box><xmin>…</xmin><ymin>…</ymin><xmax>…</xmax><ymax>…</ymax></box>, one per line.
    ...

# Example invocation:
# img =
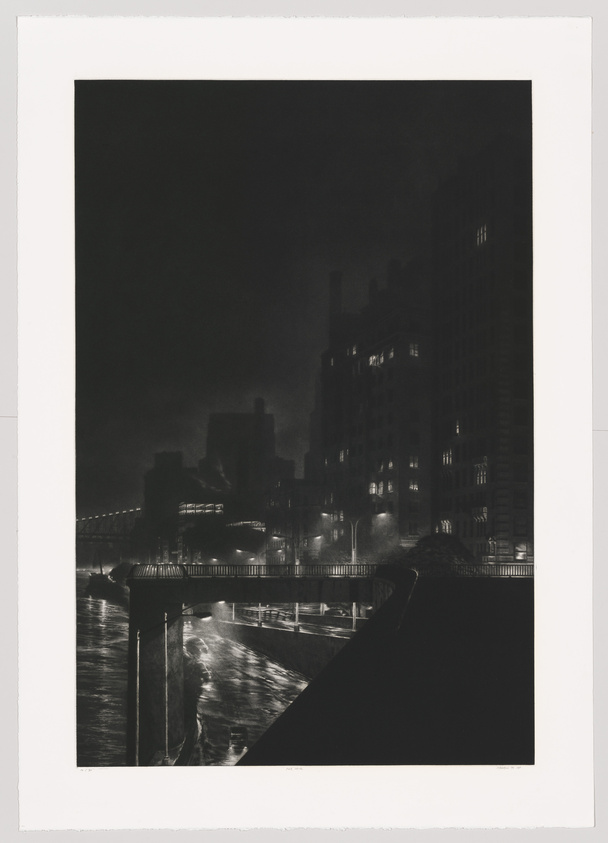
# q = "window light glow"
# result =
<box><xmin>475</xmin><ymin>459</ymin><xmax>488</xmax><ymax>485</ymax></box>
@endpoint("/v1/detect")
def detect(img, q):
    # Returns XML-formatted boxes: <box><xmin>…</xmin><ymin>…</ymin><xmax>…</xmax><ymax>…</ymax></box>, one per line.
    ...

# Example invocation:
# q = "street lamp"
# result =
<box><xmin>349</xmin><ymin>517</ymin><xmax>363</xmax><ymax>567</ymax></box>
<box><xmin>135</xmin><ymin>604</ymin><xmax>211</xmax><ymax>767</ymax></box>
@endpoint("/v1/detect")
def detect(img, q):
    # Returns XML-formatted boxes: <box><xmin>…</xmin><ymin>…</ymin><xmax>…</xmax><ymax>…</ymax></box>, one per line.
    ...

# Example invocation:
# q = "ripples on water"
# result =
<box><xmin>76</xmin><ymin>572</ymin><xmax>309</xmax><ymax>766</ymax></box>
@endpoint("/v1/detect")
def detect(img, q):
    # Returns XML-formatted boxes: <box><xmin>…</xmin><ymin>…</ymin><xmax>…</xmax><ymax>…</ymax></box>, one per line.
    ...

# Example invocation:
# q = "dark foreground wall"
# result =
<box><xmin>216</xmin><ymin>620</ymin><xmax>349</xmax><ymax>679</ymax></box>
<box><xmin>238</xmin><ymin>570</ymin><xmax>534</xmax><ymax>766</ymax></box>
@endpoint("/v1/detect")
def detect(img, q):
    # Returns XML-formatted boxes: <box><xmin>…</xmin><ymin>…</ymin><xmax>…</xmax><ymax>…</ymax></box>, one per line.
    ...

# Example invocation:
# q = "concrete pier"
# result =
<box><xmin>126</xmin><ymin>583</ymin><xmax>186</xmax><ymax>766</ymax></box>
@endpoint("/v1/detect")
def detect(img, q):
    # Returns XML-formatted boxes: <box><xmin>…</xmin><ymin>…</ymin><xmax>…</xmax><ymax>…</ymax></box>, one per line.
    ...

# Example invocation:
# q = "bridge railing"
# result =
<box><xmin>415</xmin><ymin>563</ymin><xmax>534</xmax><ymax>578</ymax></box>
<box><xmin>127</xmin><ymin>562</ymin><xmax>534</xmax><ymax>581</ymax></box>
<box><xmin>182</xmin><ymin>564</ymin><xmax>377</xmax><ymax>578</ymax></box>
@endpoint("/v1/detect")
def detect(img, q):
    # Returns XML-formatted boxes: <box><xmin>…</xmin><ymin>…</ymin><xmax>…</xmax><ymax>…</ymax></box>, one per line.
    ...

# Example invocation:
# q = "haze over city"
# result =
<box><xmin>76</xmin><ymin>80</ymin><xmax>531</xmax><ymax>516</ymax></box>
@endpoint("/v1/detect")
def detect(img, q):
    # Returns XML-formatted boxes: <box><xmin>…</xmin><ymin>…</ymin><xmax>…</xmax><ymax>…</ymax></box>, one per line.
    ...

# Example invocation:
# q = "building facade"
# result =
<box><xmin>305</xmin><ymin>259</ymin><xmax>433</xmax><ymax>557</ymax></box>
<box><xmin>304</xmin><ymin>136</ymin><xmax>533</xmax><ymax>564</ymax></box>
<box><xmin>431</xmin><ymin>136</ymin><xmax>533</xmax><ymax>562</ymax></box>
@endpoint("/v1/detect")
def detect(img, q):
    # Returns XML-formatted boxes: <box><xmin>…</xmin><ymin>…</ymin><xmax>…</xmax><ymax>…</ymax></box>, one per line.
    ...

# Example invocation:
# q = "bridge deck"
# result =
<box><xmin>128</xmin><ymin>562</ymin><xmax>533</xmax><ymax>580</ymax></box>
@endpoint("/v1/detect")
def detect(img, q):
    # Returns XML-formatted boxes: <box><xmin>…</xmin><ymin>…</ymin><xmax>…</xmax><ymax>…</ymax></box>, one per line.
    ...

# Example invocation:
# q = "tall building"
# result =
<box><xmin>431</xmin><ymin>136</ymin><xmax>533</xmax><ymax>562</ymax></box>
<box><xmin>305</xmin><ymin>259</ymin><xmax>433</xmax><ymax>557</ymax></box>
<box><xmin>304</xmin><ymin>136</ymin><xmax>533</xmax><ymax>564</ymax></box>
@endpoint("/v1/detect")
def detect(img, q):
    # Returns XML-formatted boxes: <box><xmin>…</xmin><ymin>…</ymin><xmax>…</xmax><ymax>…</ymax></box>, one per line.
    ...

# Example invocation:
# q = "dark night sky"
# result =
<box><xmin>76</xmin><ymin>81</ymin><xmax>531</xmax><ymax>516</ymax></box>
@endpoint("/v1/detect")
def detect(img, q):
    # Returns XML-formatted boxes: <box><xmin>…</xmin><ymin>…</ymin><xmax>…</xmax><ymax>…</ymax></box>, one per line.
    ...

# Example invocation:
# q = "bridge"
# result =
<box><xmin>123</xmin><ymin>560</ymin><xmax>533</xmax><ymax>765</ymax></box>
<box><xmin>125</xmin><ymin>561</ymin><xmax>378</xmax><ymax>766</ymax></box>
<box><xmin>76</xmin><ymin>508</ymin><xmax>142</xmax><ymax>543</ymax></box>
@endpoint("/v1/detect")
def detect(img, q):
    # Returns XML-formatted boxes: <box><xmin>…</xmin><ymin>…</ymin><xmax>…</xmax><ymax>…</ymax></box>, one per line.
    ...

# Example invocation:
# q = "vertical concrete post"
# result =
<box><xmin>126</xmin><ymin>585</ymin><xmax>185</xmax><ymax>766</ymax></box>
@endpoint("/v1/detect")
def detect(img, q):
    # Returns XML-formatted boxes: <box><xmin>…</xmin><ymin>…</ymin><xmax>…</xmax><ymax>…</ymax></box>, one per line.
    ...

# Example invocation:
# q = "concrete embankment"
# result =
<box><xmin>216</xmin><ymin>620</ymin><xmax>348</xmax><ymax>679</ymax></box>
<box><xmin>238</xmin><ymin>568</ymin><xmax>534</xmax><ymax>766</ymax></box>
<box><xmin>216</xmin><ymin>565</ymin><xmax>411</xmax><ymax>679</ymax></box>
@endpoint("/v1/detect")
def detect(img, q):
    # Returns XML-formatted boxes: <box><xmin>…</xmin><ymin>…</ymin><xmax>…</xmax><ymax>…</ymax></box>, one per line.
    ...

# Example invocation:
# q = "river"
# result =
<box><xmin>76</xmin><ymin>571</ymin><xmax>310</xmax><ymax>766</ymax></box>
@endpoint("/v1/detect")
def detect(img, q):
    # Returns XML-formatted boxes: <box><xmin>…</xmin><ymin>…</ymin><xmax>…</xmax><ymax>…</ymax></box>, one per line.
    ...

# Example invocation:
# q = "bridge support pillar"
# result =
<box><xmin>126</xmin><ymin>587</ymin><xmax>185</xmax><ymax>766</ymax></box>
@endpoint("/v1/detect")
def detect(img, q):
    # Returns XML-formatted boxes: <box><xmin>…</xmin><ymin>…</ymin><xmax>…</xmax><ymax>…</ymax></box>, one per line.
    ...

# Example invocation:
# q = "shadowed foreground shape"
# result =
<box><xmin>238</xmin><ymin>567</ymin><xmax>534</xmax><ymax>765</ymax></box>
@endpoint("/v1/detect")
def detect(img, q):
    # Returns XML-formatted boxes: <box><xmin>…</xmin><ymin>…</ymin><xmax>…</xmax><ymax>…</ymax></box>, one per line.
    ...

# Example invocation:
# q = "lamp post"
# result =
<box><xmin>350</xmin><ymin>517</ymin><xmax>362</xmax><ymax>567</ymax></box>
<box><xmin>135</xmin><ymin>604</ymin><xmax>211</xmax><ymax>767</ymax></box>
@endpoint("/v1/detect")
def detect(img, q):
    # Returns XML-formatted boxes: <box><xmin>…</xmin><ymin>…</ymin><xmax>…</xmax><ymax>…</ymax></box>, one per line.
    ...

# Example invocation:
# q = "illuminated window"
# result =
<box><xmin>330</xmin><ymin>357</ymin><xmax>334</xmax><ymax>366</ymax></box>
<box><xmin>352</xmin><ymin>344</ymin><xmax>357</xmax><ymax>356</ymax></box>
<box><xmin>378</xmin><ymin>481</ymin><xmax>384</xmax><ymax>495</ymax></box>
<box><xmin>369</xmin><ymin>354</ymin><xmax>379</xmax><ymax>367</ymax></box>
<box><xmin>455</xmin><ymin>419</ymin><xmax>460</xmax><ymax>436</ymax></box>
<box><xmin>324</xmin><ymin>457</ymin><xmax>328</xmax><ymax>467</ymax></box>
<box><xmin>441</xmin><ymin>519</ymin><xmax>453</xmax><ymax>534</ymax></box>
<box><xmin>369</xmin><ymin>482</ymin><xmax>377</xmax><ymax>495</ymax></box>
<box><xmin>476</xmin><ymin>223</ymin><xmax>487</xmax><ymax>246</ymax></box>
<box><xmin>409</xmin><ymin>479</ymin><xmax>419</xmax><ymax>492</ymax></box>
<box><xmin>339</xmin><ymin>510</ymin><xmax>344</xmax><ymax>522</ymax></box>
<box><xmin>179</xmin><ymin>502</ymin><xmax>224</xmax><ymax>516</ymax></box>
<box><xmin>475</xmin><ymin>458</ymin><xmax>488</xmax><ymax>485</ymax></box>
<box><xmin>388</xmin><ymin>459</ymin><xmax>394</xmax><ymax>470</ymax></box>
<box><xmin>409</xmin><ymin>342</ymin><xmax>419</xmax><ymax>357</ymax></box>
<box><xmin>442</xmin><ymin>448</ymin><xmax>453</xmax><ymax>466</ymax></box>
<box><xmin>378</xmin><ymin>351</ymin><xmax>385</xmax><ymax>365</ymax></box>
<box><xmin>332</xmin><ymin>528</ymin><xmax>339</xmax><ymax>542</ymax></box>
<box><xmin>409</xmin><ymin>455</ymin><xmax>418</xmax><ymax>469</ymax></box>
<box><xmin>378</xmin><ymin>460</ymin><xmax>384</xmax><ymax>472</ymax></box>
<box><xmin>387</xmin><ymin>480</ymin><xmax>393</xmax><ymax>493</ymax></box>
<box><xmin>339</xmin><ymin>449</ymin><xmax>345</xmax><ymax>463</ymax></box>
<box><xmin>388</xmin><ymin>347</ymin><xmax>394</xmax><ymax>359</ymax></box>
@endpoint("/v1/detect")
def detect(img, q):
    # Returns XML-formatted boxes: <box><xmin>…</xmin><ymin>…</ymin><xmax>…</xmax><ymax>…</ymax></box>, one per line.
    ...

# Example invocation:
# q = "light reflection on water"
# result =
<box><xmin>76</xmin><ymin>573</ymin><xmax>310</xmax><ymax>766</ymax></box>
<box><xmin>77</xmin><ymin>580</ymin><xmax>129</xmax><ymax>767</ymax></box>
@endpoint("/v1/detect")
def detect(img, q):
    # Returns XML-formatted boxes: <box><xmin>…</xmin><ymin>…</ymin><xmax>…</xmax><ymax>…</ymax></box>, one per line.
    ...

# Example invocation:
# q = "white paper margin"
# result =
<box><xmin>17</xmin><ymin>16</ymin><xmax>593</xmax><ymax>830</ymax></box>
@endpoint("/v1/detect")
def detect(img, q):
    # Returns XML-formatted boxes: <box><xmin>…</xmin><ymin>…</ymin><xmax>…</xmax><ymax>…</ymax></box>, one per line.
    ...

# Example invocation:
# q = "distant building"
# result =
<box><xmin>142</xmin><ymin>451</ymin><xmax>228</xmax><ymax>563</ymax></box>
<box><xmin>201</xmin><ymin>397</ymin><xmax>295</xmax><ymax>521</ymax></box>
<box><xmin>266</xmin><ymin>478</ymin><xmax>326</xmax><ymax>565</ymax></box>
<box><xmin>140</xmin><ymin>399</ymin><xmax>295</xmax><ymax>564</ymax></box>
<box><xmin>431</xmin><ymin>136</ymin><xmax>533</xmax><ymax>562</ymax></box>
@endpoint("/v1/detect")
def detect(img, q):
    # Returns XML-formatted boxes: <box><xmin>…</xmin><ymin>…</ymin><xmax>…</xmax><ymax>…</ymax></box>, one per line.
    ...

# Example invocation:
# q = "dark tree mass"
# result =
<box><xmin>76</xmin><ymin>81</ymin><xmax>531</xmax><ymax>516</ymax></box>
